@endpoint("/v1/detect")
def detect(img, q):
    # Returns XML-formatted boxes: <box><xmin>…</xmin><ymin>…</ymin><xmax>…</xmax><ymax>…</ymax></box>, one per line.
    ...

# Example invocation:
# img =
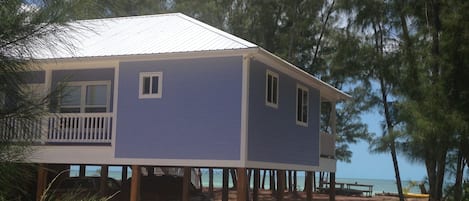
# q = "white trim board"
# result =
<box><xmin>34</xmin><ymin>48</ymin><xmax>257</xmax><ymax>70</ymax></box>
<box><xmin>28</xmin><ymin>146</ymin><xmax>243</xmax><ymax>168</ymax></box>
<box><xmin>246</xmin><ymin>158</ymin><xmax>336</xmax><ymax>172</ymax></box>
<box><xmin>27</xmin><ymin>146</ymin><xmax>336</xmax><ymax>171</ymax></box>
<box><xmin>240</xmin><ymin>54</ymin><xmax>251</xmax><ymax>166</ymax></box>
<box><xmin>111</xmin><ymin>64</ymin><xmax>119</xmax><ymax>150</ymax></box>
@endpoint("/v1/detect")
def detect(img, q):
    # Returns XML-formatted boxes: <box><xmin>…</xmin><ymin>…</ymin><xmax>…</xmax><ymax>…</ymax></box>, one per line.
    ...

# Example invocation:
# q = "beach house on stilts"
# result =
<box><xmin>2</xmin><ymin>13</ymin><xmax>349</xmax><ymax>201</ymax></box>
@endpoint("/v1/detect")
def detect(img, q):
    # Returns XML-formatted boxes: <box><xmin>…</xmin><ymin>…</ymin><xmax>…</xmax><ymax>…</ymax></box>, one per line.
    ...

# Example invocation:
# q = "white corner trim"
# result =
<box><xmin>240</xmin><ymin>55</ymin><xmax>250</xmax><ymax>166</ymax></box>
<box><xmin>111</xmin><ymin>64</ymin><xmax>119</xmax><ymax>151</ymax></box>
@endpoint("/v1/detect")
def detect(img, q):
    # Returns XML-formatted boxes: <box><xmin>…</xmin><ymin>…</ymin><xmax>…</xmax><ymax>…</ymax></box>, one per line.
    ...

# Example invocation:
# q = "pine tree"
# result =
<box><xmin>0</xmin><ymin>0</ymin><xmax>93</xmax><ymax>199</ymax></box>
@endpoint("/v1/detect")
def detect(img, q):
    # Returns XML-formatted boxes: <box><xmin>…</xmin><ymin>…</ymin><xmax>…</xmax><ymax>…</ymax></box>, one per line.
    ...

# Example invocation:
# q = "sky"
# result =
<box><xmin>335</xmin><ymin>111</ymin><xmax>427</xmax><ymax>181</ymax></box>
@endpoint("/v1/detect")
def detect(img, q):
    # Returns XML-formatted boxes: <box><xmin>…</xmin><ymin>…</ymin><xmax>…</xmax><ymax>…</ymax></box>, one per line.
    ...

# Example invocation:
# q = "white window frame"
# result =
<box><xmin>139</xmin><ymin>72</ymin><xmax>163</xmax><ymax>99</ymax></box>
<box><xmin>265</xmin><ymin>70</ymin><xmax>279</xmax><ymax>108</ymax></box>
<box><xmin>296</xmin><ymin>84</ymin><xmax>309</xmax><ymax>127</ymax></box>
<box><xmin>60</xmin><ymin>80</ymin><xmax>111</xmax><ymax>113</ymax></box>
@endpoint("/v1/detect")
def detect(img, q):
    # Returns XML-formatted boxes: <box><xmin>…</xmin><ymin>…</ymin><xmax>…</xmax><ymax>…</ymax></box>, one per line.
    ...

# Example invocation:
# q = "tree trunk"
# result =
<box><xmin>454</xmin><ymin>151</ymin><xmax>464</xmax><ymax>201</ymax></box>
<box><xmin>390</xmin><ymin>141</ymin><xmax>405</xmax><ymax>201</ymax></box>
<box><xmin>436</xmin><ymin>152</ymin><xmax>446</xmax><ymax>200</ymax></box>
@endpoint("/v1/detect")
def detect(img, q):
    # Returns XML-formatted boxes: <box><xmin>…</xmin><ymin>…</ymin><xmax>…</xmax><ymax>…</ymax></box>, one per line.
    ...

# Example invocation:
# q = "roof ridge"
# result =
<box><xmin>174</xmin><ymin>13</ymin><xmax>257</xmax><ymax>48</ymax></box>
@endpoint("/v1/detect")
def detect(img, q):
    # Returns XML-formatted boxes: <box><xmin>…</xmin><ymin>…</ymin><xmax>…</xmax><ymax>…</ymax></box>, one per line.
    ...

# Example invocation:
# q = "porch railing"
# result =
<box><xmin>0</xmin><ymin>117</ymin><xmax>42</xmax><ymax>141</ymax></box>
<box><xmin>320</xmin><ymin>132</ymin><xmax>335</xmax><ymax>158</ymax></box>
<box><xmin>0</xmin><ymin>113</ymin><xmax>113</xmax><ymax>144</ymax></box>
<box><xmin>47</xmin><ymin>113</ymin><xmax>113</xmax><ymax>143</ymax></box>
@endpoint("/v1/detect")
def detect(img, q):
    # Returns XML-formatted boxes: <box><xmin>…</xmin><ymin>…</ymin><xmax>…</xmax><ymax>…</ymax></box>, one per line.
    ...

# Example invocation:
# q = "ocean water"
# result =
<box><xmin>70</xmin><ymin>167</ymin><xmax>424</xmax><ymax>195</ymax></box>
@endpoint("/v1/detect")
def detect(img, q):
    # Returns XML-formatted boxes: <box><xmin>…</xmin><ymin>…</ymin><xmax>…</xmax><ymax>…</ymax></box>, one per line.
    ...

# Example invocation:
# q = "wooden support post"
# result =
<box><xmin>208</xmin><ymin>168</ymin><xmax>214</xmax><ymax>198</ymax></box>
<box><xmin>130</xmin><ymin>165</ymin><xmax>141</xmax><ymax>201</ymax></box>
<box><xmin>270</xmin><ymin>170</ymin><xmax>276</xmax><ymax>192</ymax></box>
<box><xmin>261</xmin><ymin>170</ymin><xmax>266</xmax><ymax>189</ymax></box>
<box><xmin>277</xmin><ymin>170</ymin><xmax>285</xmax><ymax>201</ymax></box>
<box><xmin>222</xmin><ymin>168</ymin><xmax>229</xmax><ymax>201</ymax></box>
<box><xmin>253</xmin><ymin>169</ymin><xmax>260</xmax><ymax>201</ymax></box>
<box><xmin>79</xmin><ymin>165</ymin><xmax>86</xmax><ymax>177</ymax></box>
<box><xmin>36</xmin><ymin>164</ymin><xmax>48</xmax><ymax>201</ymax></box>
<box><xmin>198</xmin><ymin>168</ymin><xmax>203</xmax><ymax>190</ymax></box>
<box><xmin>230</xmin><ymin>169</ymin><xmax>238</xmax><ymax>189</ymax></box>
<box><xmin>312</xmin><ymin>171</ymin><xmax>316</xmax><ymax>192</ymax></box>
<box><xmin>237</xmin><ymin>168</ymin><xmax>248</xmax><ymax>201</ymax></box>
<box><xmin>182</xmin><ymin>167</ymin><xmax>191</xmax><ymax>201</ymax></box>
<box><xmin>100</xmin><ymin>165</ymin><xmax>108</xmax><ymax>195</ymax></box>
<box><xmin>288</xmin><ymin>171</ymin><xmax>292</xmax><ymax>192</ymax></box>
<box><xmin>293</xmin><ymin>171</ymin><xmax>297</xmax><ymax>192</ymax></box>
<box><xmin>329</xmin><ymin>172</ymin><xmax>336</xmax><ymax>201</ymax></box>
<box><xmin>306</xmin><ymin>171</ymin><xmax>313</xmax><ymax>201</ymax></box>
<box><xmin>122</xmin><ymin>166</ymin><xmax>128</xmax><ymax>181</ymax></box>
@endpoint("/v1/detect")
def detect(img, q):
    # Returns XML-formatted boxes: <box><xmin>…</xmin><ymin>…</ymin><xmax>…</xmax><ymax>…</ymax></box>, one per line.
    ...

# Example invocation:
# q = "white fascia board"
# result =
<box><xmin>28</xmin><ymin>146</ymin><xmax>243</xmax><ymax>168</ymax></box>
<box><xmin>252</xmin><ymin>48</ymin><xmax>351</xmax><ymax>102</ymax></box>
<box><xmin>33</xmin><ymin>48</ymin><xmax>259</xmax><ymax>69</ymax></box>
<box><xmin>246</xmin><ymin>158</ymin><xmax>336</xmax><ymax>172</ymax></box>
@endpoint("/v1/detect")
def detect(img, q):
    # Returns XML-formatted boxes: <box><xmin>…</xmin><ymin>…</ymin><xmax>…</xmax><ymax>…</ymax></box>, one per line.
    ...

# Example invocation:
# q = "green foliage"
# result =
<box><xmin>0</xmin><ymin>163</ymin><xmax>36</xmax><ymax>201</ymax></box>
<box><xmin>38</xmin><ymin>170</ymin><xmax>117</xmax><ymax>201</ymax></box>
<box><xmin>444</xmin><ymin>182</ymin><xmax>469</xmax><ymax>201</ymax></box>
<box><xmin>1</xmin><ymin>0</ymin><xmax>94</xmax><ymax>200</ymax></box>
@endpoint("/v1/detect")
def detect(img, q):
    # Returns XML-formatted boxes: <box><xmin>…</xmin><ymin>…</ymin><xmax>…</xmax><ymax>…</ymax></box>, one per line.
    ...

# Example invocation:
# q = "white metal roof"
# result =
<box><xmin>32</xmin><ymin>13</ymin><xmax>257</xmax><ymax>59</ymax></box>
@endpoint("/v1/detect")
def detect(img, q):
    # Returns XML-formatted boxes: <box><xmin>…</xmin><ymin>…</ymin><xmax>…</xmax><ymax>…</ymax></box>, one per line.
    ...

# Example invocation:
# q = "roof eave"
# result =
<box><xmin>253</xmin><ymin>48</ymin><xmax>351</xmax><ymax>102</ymax></box>
<box><xmin>32</xmin><ymin>47</ymin><xmax>259</xmax><ymax>64</ymax></box>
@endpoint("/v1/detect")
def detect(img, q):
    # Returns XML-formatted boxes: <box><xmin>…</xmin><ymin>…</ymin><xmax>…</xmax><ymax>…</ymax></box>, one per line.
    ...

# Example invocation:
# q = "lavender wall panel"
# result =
<box><xmin>247</xmin><ymin>60</ymin><xmax>320</xmax><ymax>166</ymax></box>
<box><xmin>51</xmin><ymin>68</ymin><xmax>115</xmax><ymax>112</ymax></box>
<box><xmin>115</xmin><ymin>56</ymin><xmax>242</xmax><ymax>160</ymax></box>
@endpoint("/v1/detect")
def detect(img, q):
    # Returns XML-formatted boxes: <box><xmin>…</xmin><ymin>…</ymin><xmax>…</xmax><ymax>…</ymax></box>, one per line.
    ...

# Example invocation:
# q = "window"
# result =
<box><xmin>265</xmin><ymin>70</ymin><xmax>279</xmax><ymax>108</ymax></box>
<box><xmin>139</xmin><ymin>72</ymin><xmax>162</xmax><ymax>99</ymax></box>
<box><xmin>60</xmin><ymin>81</ymin><xmax>111</xmax><ymax>113</ymax></box>
<box><xmin>296</xmin><ymin>84</ymin><xmax>308</xmax><ymax>126</ymax></box>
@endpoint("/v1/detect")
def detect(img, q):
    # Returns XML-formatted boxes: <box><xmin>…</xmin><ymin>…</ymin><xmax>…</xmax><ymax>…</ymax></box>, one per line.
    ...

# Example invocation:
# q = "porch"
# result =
<box><xmin>0</xmin><ymin>112</ymin><xmax>113</xmax><ymax>144</ymax></box>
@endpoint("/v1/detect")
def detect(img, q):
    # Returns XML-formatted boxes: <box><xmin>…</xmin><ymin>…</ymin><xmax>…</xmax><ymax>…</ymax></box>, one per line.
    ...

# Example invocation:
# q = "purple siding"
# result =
<box><xmin>115</xmin><ymin>57</ymin><xmax>242</xmax><ymax>160</ymax></box>
<box><xmin>247</xmin><ymin>60</ymin><xmax>320</xmax><ymax>166</ymax></box>
<box><xmin>51</xmin><ymin>68</ymin><xmax>115</xmax><ymax>112</ymax></box>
